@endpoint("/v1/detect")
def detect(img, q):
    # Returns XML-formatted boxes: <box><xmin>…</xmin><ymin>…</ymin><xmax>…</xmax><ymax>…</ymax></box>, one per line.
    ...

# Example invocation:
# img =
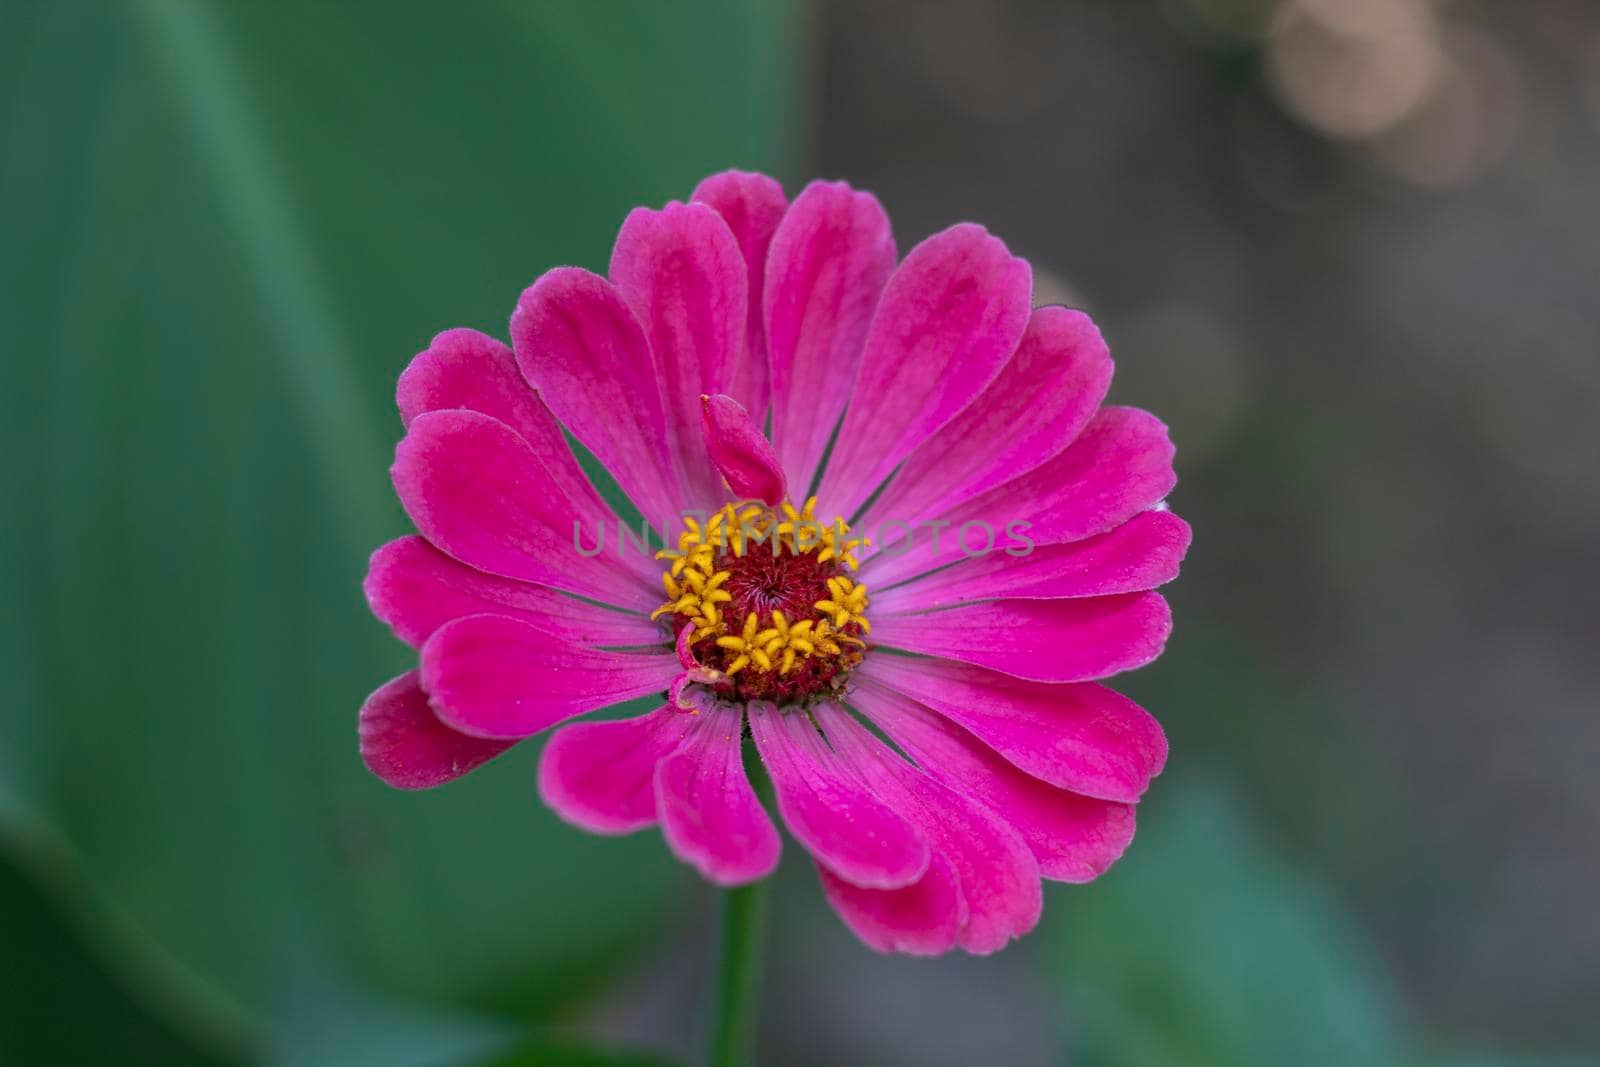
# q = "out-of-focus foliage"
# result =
<box><xmin>0</xmin><ymin>0</ymin><xmax>796</xmax><ymax>1061</ymax></box>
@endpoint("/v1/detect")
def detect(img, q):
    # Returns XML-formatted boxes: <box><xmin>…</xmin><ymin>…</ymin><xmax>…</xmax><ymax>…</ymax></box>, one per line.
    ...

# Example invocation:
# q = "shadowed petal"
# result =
<box><xmin>749</xmin><ymin>703</ymin><xmax>930</xmax><ymax>890</ymax></box>
<box><xmin>852</xmin><ymin>681</ymin><xmax>1138</xmax><ymax>883</ymax></box>
<box><xmin>816</xmin><ymin>852</ymin><xmax>965</xmax><ymax>957</ymax></box>
<box><xmin>359</xmin><ymin>670</ymin><xmax>516</xmax><ymax>789</ymax></box>
<box><xmin>655</xmin><ymin>703</ymin><xmax>782</xmax><ymax>886</ymax></box>
<box><xmin>538</xmin><ymin>705</ymin><xmax>696</xmax><ymax>834</ymax></box>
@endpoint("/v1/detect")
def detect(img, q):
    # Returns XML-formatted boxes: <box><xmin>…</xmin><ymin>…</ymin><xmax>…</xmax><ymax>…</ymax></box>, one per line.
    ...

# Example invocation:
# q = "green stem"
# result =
<box><xmin>709</xmin><ymin>876</ymin><xmax>768</xmax><ymax>1067</ymax></box>
<box><xmin>709</xmin><ymin>747</ymin><xmax>771</xmax><ymax>1067</ymax></box>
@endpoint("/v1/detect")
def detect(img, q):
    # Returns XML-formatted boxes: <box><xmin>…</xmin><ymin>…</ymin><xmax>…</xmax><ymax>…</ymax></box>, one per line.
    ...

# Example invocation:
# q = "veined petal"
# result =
<box><xmin>857</xmin><ymin>656</ymin><xmax>1167</xmax><ymax>802</ymax></box>
<box><xmin>610</xmin><ymin>201</ymin><xmax>746</xmax><ymax>508</ymax></box>
<box><xmin>859</xmin><ymin>306</ymin><xmax>1112</xmax><ymax>528</ymax></box>
<box><xmin>538</xmin><ymin>705</ymin><xmax>696</xmax><ymax>834</ymax></box>
<box><xmin>863</xmin><ymin>406</ymin><xmax>1176</xmax><ymax>587</ymax></box>
<box><xmin>851</xmin><ymin>681</ymin><xmax>1137</xmax><ymax>882</ymax></box>
<box><xmin>692</xmin><ymin>170</ymin><xmax>788</xmax><ymax>422</ymax></box>
<box><xmin>419</xmin><ymin>614</ymin><xmax>677</xmax><ymax>739</ymax></box>
<box><xmin>815</xmin><ymin>703</ymin><xmax>1041</xmax><ymax>954</ymax></box>
<box><xmin>701</xmin><ymin>393</ymin><xmax>787</xmax><ymax>506</ymax></box>
<box><xmin>391</xmin><ymin>408</ymin><xmax>657</xmax><ymax>611</ymax></box>
<box><xmin>512</xmin><ymin>267</ymin><xmax>694</xmax><ymax>526</ymax></box>
<box><xmin>655</xmin><ymin>702</ymin><xmax>781</xmax><ymax>886</ymax></box>
<box><xmin>749</xmin><ymin>703</ymin><xmax>930</xmax><ymax>890</ymax></box>
<box><xmin>869</xmin><ymin>593</ymin><xmax>1172</xmax><ymax>683</ymax></box>
<box><xmin>358</xmin><ymin>670</ymin><xmax>516</xmax><ymax>790</ymax></box>
<box><xmin>816</xmin><ymin>852</ymin><xmax>965</xmax><ymax>957</ymax></box>
<box><xmin>766</xmin><ymin>180</ymin><xmax>897</xmax><ymax>494</ymax></box>
<box><xmin>816</xmin><ymin>224</ymin><xmax>1031</xmax><ymax>519</ymax></box>
<box><xmin>870</xmin><ymin>510</ymin><xmax>1190</xmax><ymax>614</ymax></box>
<box><xmin>365</xmin><ymin>536</ymin><xmax>665</xmax><ymax>649</ymax></box>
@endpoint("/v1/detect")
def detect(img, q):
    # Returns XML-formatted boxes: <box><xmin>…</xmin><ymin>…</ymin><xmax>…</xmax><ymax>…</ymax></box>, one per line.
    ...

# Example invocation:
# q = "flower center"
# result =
<box><xmin>654</xmin><ymin>497</ymin><xmax>871</xmax><ymax>703</ymax></box>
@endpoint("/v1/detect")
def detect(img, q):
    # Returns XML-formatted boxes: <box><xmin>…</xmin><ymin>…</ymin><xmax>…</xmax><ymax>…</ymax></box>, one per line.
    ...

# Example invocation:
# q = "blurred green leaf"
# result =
<box><xmin>1</xmin><ymin>0</ymin><xmax>799</xmax><ymax>1048</ymax></box>
<box><xmin>1051</xmin><ymin>778</ymin><xmax>1405</xmax><ymax>1067</ymax></box>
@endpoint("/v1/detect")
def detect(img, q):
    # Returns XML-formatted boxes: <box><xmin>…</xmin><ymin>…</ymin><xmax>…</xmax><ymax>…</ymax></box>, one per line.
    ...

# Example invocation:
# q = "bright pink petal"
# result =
<box><xmin>869</xmin><ymin>593</ymin><xmax>1172</xmax><ymax>683</ymax></box>
<box><xmin>365</xmin><ymin>536</ymin><xmax>664</xmax><ymax>649</ymax></box>
<box><xmin>511</xmin><ymin>267</ymin><xmax>694</xmax><ymax>526</ymax></box>
<box><xmin>419</xmin><ymin>614</ymin><xmax>676</xmax><ymax>739</ymax></box>
<box><xmin>749</xmin><ymin>703</ymin><xmax>930</xmax><ymax>890</ymax></box>
<box><xmin>537</xmin><ymin>705</ymin><xmax>695</xmax><ymax>834</ymax></box>
<box><xmin>816</xmin><ymin>224</ymin><xmax>1032</xmax><ymax>519</ymax></box>
<box><xmin>815</xmin><ymin>703</ymin><xmax>1041</xmax><ymax>954</ymax></box>
<box><xmin>391</xmin><ymin>409</ymin><xmax>656</xmax><ymax>611</ymax></box>
<box><xmin>863</xmin><ymin>406</ymin><xmax>1177</xmax><ymax>587</ymax></box>
<box><xmin>655</xmin><ymin>702</ymin><xmax>782</xmax><ymax>886</ymax></box>
<box><xmin>872</xmin><ymin>510</ymin><xmax>1191</xmax><ymax>615</ymax></box>
<box><xmin>858</xmin><ymin>655</ymin><xmax>1167</xmax><ymax>802</ymax></box>
<box><xmin>765</xmin><ymin>181</ymin><xmax>897</xmax><ymax>494</ymax></box>
<box><xmin>701</xmin><ymin>393</ymin><xmax>786</xmax><ymax>506</ymax></box>
<box><xmin>692</xmin><ymin>171</ymin><xmax>788</xmax><ymax>421</ymax></box>
<box><xmin>852</xmin><ymin>682</ymin><xmax>1137</xmax><ymax>882</ymax></box>
<box><xmin>816</xmin><ymin>852</ymin><xmax>965</xmax><ymax>957</ymax></box>
<box><xmin>861</xmin><ymin>306</ymin><xmax>1112</xmax><ymax>528</ymax></box>
<box><xmin>358</xmin><ymin>670</ymin><xmax>516</xmax><ymax>790</ymax></box>
<box><xmin>609</xmin><ymin>201</ymin><xmax>746</xmax><ymax>507</ymax></box>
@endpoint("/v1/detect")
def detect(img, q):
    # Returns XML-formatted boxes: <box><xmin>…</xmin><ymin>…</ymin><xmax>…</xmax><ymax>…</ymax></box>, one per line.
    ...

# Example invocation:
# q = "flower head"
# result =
<box><xmin>360</xmin><ymin>170</ymin><xmax>1188</xmax><ymax>955</ymax></box>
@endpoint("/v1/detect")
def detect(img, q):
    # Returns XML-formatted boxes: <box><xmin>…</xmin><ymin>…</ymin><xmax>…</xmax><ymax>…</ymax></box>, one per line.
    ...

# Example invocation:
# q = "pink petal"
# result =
<box><xmin>816</xmin><ymin>224</ymin><xmax>1032</xmax><ymax>519</ymax></box>
<box><xmin>655</xmin><ymin>702</ymin><xmax>782</xmax><ymax>886</ymax></box>
<box><xmin>365</xmin><ymin>536</ymin><xmax>664</xmax><ymax>649</ymax></box>
<box><xmin>537</xmin><ymin>705</ymin><xmax>696</xmax><ymax>834</ymax></box>
<box><xmin>748</xmin><ymin>703</ymin><xmax>930</xmax><ymax>890</ymax></box>
<box><xmin>857</xmin><ymin>655</ymin><xmax>1167</xmax><ymax>802</ymax></box>
<box><xmin>816</xmin><ymin>852</ymin><xmax>965</xmax><ymax>957</ymax></box>
<box><xmin>869</xmin><ymin>593</ymin><xmax>1173</xmax><ymax>683</ymax></box>
<box><xmin>851</xmin><ymin>682</ymin><xmax>1137</xmax><ymax>882</ymax></box>
<box><xmin>358</xmin><ymin>670</ymin><xmax>516</xmax><ymax>790</ymax></box>
<box><xmin>419</xmin><ymin>614</ymin><xmax>677</xmax><ymax>739</ymax></box>
<box><xmin>860</xmin><ymin>306</ymin><xmax>1112</xmax><ymax>528</ymax></box>
<box><xmin>391</xmin><ymin>409</ymin><xmax>656</xmax><ymax>611</ymax></box>
<box><xmin>765</xmin><ymin>181</ymin><xmax>897</xmax><ymax>494</ymax></box>
<box><xmin>511</xmin><ymin>267</ymin><xmax>696</xmax><ymax>526</ymax></box>
<box><xmin>701</xmin><ymin>393</ymin><xmax>787</xmax><ymax>506</ymax></box>
<box><xmin>871</xmin><ymin>510</ymin><xmax>1191</xmax><ymax>614</ymax></box>
<box><xmin>609</xmin><ymin>201</ymin><xmax>747</xmax><ymax>508</ymax></box>
<box><xmin>815</xmin><ymin>703</ymin><xmax>1041</xmax><ymax>954</ymax></box>
<box><xmin>863</xmin><ymin>406</ymin><xmax>1177</xmax><ymax>588</ymax></box>
<box><xmin>397</xmin><ymin>328</ymin><xmax>656</xmax><ymax>588</ymax></box>
<box><xmin>692</xmin><ymin>170</ymin><xmax>788</xmax><ymax>421</ymax></box>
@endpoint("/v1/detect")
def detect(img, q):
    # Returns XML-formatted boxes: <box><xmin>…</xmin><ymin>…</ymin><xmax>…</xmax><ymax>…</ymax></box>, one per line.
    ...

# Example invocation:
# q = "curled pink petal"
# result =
<box><xmin>816</xmin><ymin>852</ymin><xmax>965</xmax><ymax>957</ymax></box>
<box><xmin>365</xmin><ymin>536</ymin><xmax>664</xmax><ymax>649</ymax></box>
<box><xmin>538</xmin><ymin>705</ymin><xmax>696</xmax><ymax>834</ymax></box>
<box><xmin>870</xmin><ymin>593</ymin><xmax>1173</xmax><ymax>683</ymax></box>
<box><xmin>655</xmin><ymin>702</ymin><xmax>781</xmax><ymax>885</ymax></box>
<box><xmin>858</xmin><ymin>655</ymin><xmax>1167</xmax><ymax>803</ymax></box>
<box><xmin>817</xmin><ymin>223</ymin><xmax>1032</xmax><ymax>519</ymax></box>
<box><xmin>852</xmin><ymin>681</ymin><xmax>1137</xmax><ymax>882</ymax></box>
<box><xmin>766</xmin><ymin>180</ymin><xmax>897</xmax><ymax>493</ymax></box>
<box><xmin>692</xmin><ymin>170</ymin><xmax>788</xmax><ymax>420</ymax></box>
<box><xmin>749</xmin><ymin>703</ymin><xmax>930</xmax><ymax>890</ymax></box>
<box><xmin>701</xmin><ymin>393</ymin><xmax>787</xmax><ymax>506</ymax></box>
<box><xmin>359</xmin><ymin>670</ymin><xmax>516</xmax><ymax>790</ymax></box>
<box><xmin>420</xmin><ymin>614</ymin><xmax>677</xmax><ymax>739</ymax></box>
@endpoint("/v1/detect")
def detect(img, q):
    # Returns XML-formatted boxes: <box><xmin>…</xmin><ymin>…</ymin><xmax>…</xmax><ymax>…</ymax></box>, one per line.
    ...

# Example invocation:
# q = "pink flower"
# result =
<box><xmin>359</xmin><ymin>171</ymin><xmax>1187</xmax><ymax>956</ymax></box>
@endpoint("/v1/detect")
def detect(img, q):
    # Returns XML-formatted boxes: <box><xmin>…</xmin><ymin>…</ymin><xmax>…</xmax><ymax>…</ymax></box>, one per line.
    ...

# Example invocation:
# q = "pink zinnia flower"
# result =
<box><xmin>359</xmin><ymin>170</ymin><xmax>1187</xmax><ymax>955</ymax></box>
